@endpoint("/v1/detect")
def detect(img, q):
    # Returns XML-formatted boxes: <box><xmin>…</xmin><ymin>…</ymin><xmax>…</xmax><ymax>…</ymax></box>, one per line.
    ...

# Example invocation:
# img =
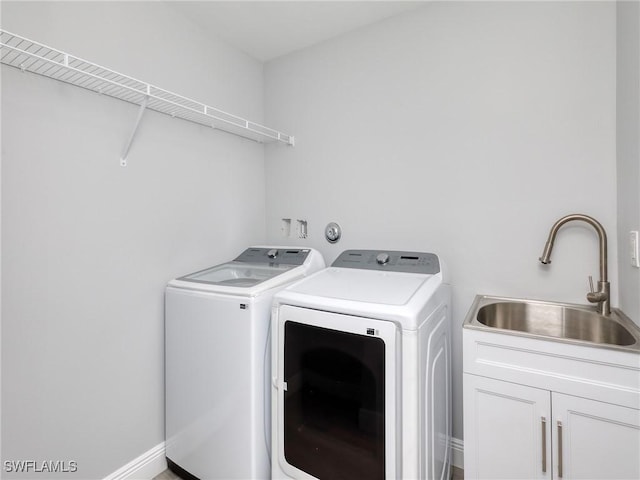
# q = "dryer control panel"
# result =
<box><xmin>234</xmin><ymin>247</ymin><xmax>311</xmax><ymax>266</ymax></box>
<box><xmin>332</xmin><ymin>249</ymin><xmax>440</xmax><ymax>274</ymax></box>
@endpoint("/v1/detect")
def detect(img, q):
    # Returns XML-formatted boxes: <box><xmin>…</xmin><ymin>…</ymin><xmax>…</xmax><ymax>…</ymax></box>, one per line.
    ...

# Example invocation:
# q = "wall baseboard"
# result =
<box><xmin>451</xmin><ymin>436</ymin><xmax>464</xmax><ymax>470</ymax></box>
<box><xmin>103</xmin><ymin>442</ymin><xmax>166</xmax><ymax>480</ymax></box>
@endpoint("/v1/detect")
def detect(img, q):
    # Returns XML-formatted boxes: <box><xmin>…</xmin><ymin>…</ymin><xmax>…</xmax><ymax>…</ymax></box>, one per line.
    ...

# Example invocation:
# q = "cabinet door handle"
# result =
<box><xmin>541</xmin><ymin>416</ymin><xmax>547</xmax><ymax>473</ymax></box>
<box><xmin>557</xmin><ymin>421</ymin><xmax>563</xmax><ymax>478</ymax></box>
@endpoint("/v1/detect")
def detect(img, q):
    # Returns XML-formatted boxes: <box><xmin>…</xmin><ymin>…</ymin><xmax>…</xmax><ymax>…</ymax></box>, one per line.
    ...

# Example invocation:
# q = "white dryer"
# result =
<box><xmin>271</xmin><ymin>250</ymin><xmax>451</xmax><ymax>480</ymax></box>
<box><xmin>165</xmin><ymin>247</ymin><xmax>325</xmax><ymax>480</ymax></box>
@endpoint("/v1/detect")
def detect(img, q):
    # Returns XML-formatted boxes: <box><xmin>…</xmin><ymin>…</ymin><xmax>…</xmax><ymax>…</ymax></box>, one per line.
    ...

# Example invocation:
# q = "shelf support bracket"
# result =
<box><xmin>120</xmin><ymin>95</ymin><xmax>149</xmax><ymax>167</ymax></box>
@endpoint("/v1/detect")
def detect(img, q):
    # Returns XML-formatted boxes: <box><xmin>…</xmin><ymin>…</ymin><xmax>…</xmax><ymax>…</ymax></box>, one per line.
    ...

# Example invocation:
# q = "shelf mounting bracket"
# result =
<box><xmin>120</xmin><ymin>95</ymin><xmax>149</xmax><ymax>167</ymax></box>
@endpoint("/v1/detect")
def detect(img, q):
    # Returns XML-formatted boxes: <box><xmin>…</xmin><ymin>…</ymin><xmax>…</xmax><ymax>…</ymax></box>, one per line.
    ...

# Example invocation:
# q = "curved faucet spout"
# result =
<box><xmin>539</xmin><ymin>214</ymin><xmax>610</xmax><ymax>315</ymax></box>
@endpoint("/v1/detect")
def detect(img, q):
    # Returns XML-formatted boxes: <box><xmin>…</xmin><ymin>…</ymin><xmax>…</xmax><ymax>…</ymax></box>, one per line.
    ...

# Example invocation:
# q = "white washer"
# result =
<box><xmin>271</xmin><ymin>250</ymin><xmax>451</xmax><ymax>480</ymax></box>
<box><xmin>165</xmin><ymin>246</ymin><xmax>325</xmax><ymax>480</ymax></box>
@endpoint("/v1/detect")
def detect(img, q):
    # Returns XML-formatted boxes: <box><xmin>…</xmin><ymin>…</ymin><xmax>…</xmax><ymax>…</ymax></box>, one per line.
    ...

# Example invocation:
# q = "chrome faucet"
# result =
<box><xmin>539</xmin><ymin>214</ymin><xmax>610</xmax><ymax>315</ymax></box>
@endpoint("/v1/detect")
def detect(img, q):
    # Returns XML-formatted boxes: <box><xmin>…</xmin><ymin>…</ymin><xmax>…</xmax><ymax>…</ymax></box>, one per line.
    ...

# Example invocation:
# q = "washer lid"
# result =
<box><xmin>167</xmin><ymin>247</ymin><xmax>325</xmax><ymax>296</ymax></box>
<box><xmin>287</xmin><ymin>267</ymin><xmax>432</xmax><ymax>306</ymax></box>
<box><xmin>177</xmin><ymin>262</ymin><xmax>296</xmax><ymax>288</ymax></box>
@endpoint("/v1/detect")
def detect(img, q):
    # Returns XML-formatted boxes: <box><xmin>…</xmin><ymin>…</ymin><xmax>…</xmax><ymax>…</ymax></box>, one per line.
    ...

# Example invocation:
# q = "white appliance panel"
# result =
<box><xmin>166</xmin><ymin>288</ymin><xmax>270</xmax><ymax>479</ymax></box>
<box><xmin>287</xmin><ymin>267</ymin><xmax>431</xmax><ymax>305</ymax></box>
<box><xmin>422</xmin><ymin>305</ymin><xmax>451</xmax><ymax>480</ymax></box>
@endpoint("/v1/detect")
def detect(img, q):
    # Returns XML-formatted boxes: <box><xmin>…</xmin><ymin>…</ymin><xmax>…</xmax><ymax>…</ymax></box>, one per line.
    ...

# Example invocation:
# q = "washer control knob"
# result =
<box><xmin>376</xmin><ymin>253</ymin><xmax>390</xmax><ymax>265</ymax></box>
<box><xmin>267</xmin><ymin>249</ymin><xmax>278</xmax><ymax>259</ymax></box>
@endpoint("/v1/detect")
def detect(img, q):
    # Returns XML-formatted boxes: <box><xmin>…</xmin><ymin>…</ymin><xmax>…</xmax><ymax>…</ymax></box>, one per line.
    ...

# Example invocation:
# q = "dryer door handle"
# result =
<box><xmin>272</xmin><ymin>377</ymin><xmax>288</xmax><ymax>391</ymax></box>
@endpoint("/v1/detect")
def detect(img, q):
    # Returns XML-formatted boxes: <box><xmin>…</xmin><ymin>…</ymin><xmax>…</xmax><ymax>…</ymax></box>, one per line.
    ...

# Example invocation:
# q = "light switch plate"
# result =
<box><xmin>630</xmin><ymin>231</ymin><xmax>639</xmax><ymax>268</ymax></box>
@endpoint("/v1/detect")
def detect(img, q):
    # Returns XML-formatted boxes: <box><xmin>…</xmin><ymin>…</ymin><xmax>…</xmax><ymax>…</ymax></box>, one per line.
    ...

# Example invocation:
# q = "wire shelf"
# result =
<box><xmin>0</xmin><ymin>30</ymin><xmax>295</xmax><ymax>147</ymax></box>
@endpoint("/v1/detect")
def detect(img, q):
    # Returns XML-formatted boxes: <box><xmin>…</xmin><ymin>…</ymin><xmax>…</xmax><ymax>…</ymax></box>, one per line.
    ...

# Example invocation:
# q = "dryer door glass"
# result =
<box><xmin>283</xmin><ymin>321</ymin><xmax>385</xmax><ymax>480</ymax></box>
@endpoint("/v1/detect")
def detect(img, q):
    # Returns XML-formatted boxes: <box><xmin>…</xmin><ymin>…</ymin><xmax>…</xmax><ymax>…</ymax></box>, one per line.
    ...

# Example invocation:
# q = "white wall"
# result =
<box><xmin>1</xmin><ymin>2</ymin><xmax>266</xmax><ymax>478</ymax></box>
<box><xmin>264</xmin><ymin>2</ymin><xmax>618</xmax><ymax>442</ymax></box>
<box><xmin>617</xmin><ymin>1</ymin><xmax>640</xmax><ymax>324</ymax></box>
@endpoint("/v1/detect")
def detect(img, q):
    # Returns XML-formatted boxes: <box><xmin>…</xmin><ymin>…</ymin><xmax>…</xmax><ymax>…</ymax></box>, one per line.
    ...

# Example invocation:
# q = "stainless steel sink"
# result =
<box><xmin>464</xmin><ymin>295</ymin><xmax>640</xmax><ymax>352</ymax></box>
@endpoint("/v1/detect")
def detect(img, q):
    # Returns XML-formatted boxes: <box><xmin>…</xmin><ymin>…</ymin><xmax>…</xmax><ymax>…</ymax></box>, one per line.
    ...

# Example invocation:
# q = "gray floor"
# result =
<box><xmin>152</xmin><ymin>469</ymin><xmax>181</xmax><ymax>480</ymax></box>
<box><xmin>153</xmin><ymin>465</ymin><xmax>465</xmax><ymax>479</ymax></box>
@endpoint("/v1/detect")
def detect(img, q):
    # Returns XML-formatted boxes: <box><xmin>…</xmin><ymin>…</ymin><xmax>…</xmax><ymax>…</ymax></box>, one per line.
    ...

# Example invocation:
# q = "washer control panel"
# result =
<box><xmin>332</xmin><ymin>249</ymin><xmax>440</xmax><ymax>274</ymax></box>
<box><xmin>234</xmin><ymin>247</ymin><xmax>310</xmax><ymax>266</ymax></box>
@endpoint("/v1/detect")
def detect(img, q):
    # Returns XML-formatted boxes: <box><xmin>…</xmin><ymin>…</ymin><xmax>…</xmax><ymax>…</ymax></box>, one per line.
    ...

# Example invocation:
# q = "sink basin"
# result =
<box><xmin>477</xmin><ymin>301</ymin><xmax>636</xmax><ymax>346</ymax></box>
<box><xmin>464</xmin><ymin>296</ymin><xmax>640</xmax><ymax>352</ymax></box>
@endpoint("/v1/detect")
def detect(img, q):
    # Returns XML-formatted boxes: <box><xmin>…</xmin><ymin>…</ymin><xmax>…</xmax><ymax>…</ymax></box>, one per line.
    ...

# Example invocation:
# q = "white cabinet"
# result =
<box><xmin>464</xmin><ymin>374</ymin><xmax>640</xmax><ymax>480</ymax></box>
<box><xmin>463</xmin><ymin>328</ymin><xmax>640</xmax><ymax>480</ymax></box>
<box><xmin>553</xmin><ymin>393</ymin><xmax>640</xmax><ymax>480</ymax></box>
<box><xmin>464</xmin><ymin>375</ymin><xmax>551</xmax><ymax>480</ymax></box>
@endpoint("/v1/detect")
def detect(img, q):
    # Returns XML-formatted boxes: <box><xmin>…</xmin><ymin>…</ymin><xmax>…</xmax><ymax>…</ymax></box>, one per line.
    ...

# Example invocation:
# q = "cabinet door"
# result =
<box><xmin>464</xmin><ymin>374</ymin><xmax>552</xmax><ymax>480</ymax></box>
<box><xmin>553</xmin><ymin>393</ymin><xmax>640</xmax><ymax>480</ymax></box>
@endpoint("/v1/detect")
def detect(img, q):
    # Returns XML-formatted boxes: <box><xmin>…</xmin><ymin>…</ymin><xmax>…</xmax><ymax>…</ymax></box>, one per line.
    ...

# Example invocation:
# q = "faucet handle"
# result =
<box><xmin>588</xmin><ymin>275</ymin><xmax>595</xmax><ymax>293</ymax></box>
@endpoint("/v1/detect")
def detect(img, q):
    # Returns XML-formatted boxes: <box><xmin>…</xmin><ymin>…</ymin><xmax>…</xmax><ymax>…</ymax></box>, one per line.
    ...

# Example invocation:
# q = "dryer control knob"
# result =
<box><xmin>376</xmin><ymin>253</ymin><xmax>390</xmax><ymax>265</ymax></box>
<box><xmin>267</xmin><ymin>249</ymin><xmax>278</xmax><ymax>259</ymax></box>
